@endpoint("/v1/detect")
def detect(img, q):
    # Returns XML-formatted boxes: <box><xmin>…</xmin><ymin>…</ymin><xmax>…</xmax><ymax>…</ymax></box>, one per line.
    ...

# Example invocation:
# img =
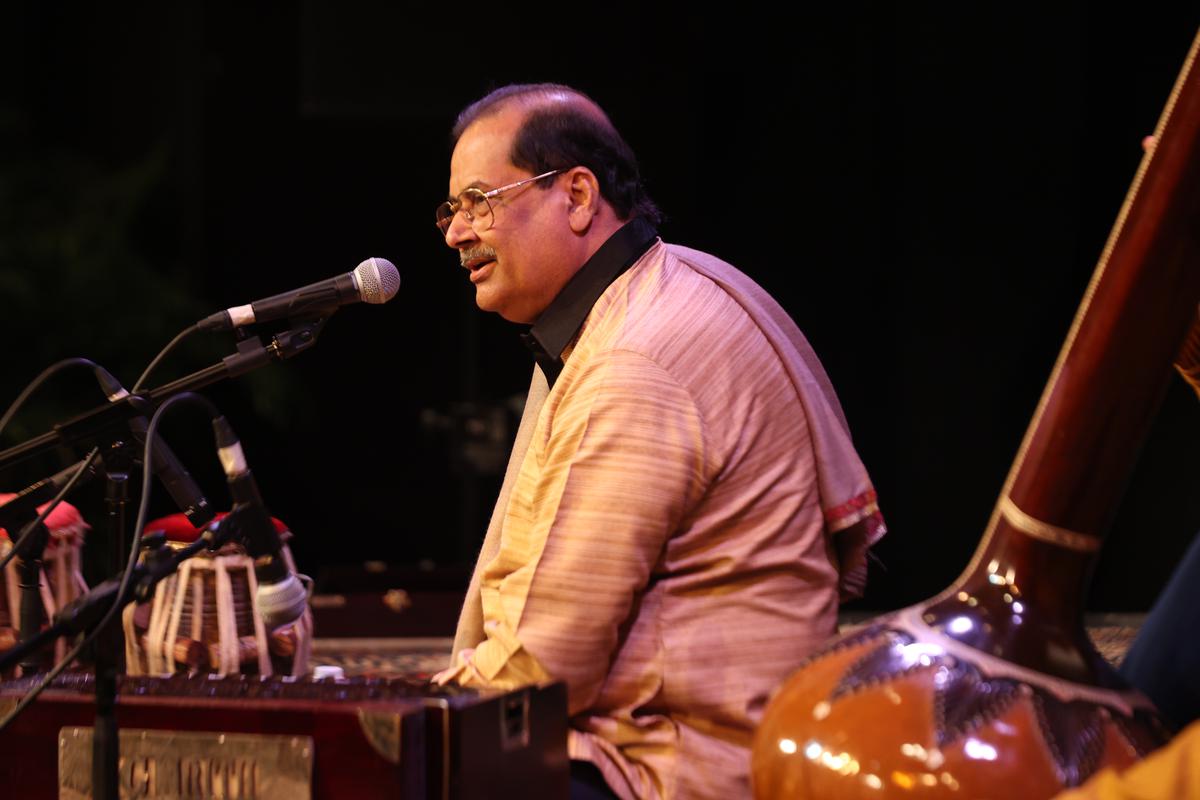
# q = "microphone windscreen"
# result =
<box><xmin>355</xmin><ymin>257</ymin><xmax>401</xmax><ymax>304</ymax></box>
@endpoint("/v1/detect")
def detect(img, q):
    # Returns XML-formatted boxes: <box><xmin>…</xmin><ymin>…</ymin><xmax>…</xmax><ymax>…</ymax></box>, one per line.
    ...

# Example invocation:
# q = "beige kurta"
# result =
<box><xmin>444</xmin><ymin>241</ymin><xmax>884</xmax><ymax>799</ymax></box>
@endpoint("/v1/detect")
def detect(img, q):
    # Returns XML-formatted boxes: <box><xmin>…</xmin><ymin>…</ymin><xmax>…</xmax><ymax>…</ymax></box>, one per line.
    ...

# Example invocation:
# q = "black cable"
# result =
<box><xmin>0</xmin><ymin>391</ymin><xmax>222</xmax><ymax>735</ymax></box>
<box><xmin>0</xmin><ymin>357</ymin><xmax>103</xmax><ymax>439</ymax></box>
<box><xmin>132</xmin><ymin>324</ymin><xmax>199</xmax><ymax>393</ymax></box>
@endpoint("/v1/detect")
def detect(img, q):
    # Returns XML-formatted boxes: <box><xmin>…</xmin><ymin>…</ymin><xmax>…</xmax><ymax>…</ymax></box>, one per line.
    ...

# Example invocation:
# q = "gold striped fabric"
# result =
<box><xmin>442</xmin><ymin>242</ymin><xmax>879</xmax><ymax>799</ymax></box>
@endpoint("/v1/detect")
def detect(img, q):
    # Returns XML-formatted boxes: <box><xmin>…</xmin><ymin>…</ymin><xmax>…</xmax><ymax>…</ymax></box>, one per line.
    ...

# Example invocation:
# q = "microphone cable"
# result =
<box><xmin>131</xmin><ymin>324</ymin><xmax>199</xmax><ymax>393</ymax></box>
<box><xmin>0</xmin><ymin>357</ymin><xmax>105</xmax><ymax>439</ymax></box>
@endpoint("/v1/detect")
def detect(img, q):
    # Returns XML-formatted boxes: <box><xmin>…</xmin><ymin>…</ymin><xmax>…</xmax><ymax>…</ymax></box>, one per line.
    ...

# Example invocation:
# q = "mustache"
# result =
<box><xmin>460</xmin><ymin>246</ymin><xmax>497</xmax><ymax>267</ymax></box>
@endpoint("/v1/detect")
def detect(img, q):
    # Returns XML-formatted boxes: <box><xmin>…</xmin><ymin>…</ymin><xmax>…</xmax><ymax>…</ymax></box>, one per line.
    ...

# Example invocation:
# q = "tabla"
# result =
<box><xmin>122</xmin><ymin>512</ymin><xmax>313</xmax><ymax>678</ymax></box>
<box><xmin>0</xmin><ymin>496</ymin><xmax>89</xmax><ymax>664</ymax></box>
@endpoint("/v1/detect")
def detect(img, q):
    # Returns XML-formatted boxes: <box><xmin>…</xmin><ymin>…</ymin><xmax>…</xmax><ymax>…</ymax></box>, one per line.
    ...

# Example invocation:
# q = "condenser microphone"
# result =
<box><xmin>92</xmin><ymin>365</ymin><xmax>215</xmax><ymax>529</ymax></box>
<box><xmin>198</xmin><ymin>257</ymin><xmax>400</xmax><ymax>332</ymax></box>
<box><xmin>212</xmin><ymin>415</ymin><xmax>308</xmax><ymax>628</ymax></box>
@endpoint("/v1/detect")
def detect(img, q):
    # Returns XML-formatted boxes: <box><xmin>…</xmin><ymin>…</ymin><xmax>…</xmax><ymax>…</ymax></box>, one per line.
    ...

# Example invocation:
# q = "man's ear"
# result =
<box><xmin>565</xmin><ymin>167</ymin><xmax>602</xmax><ymax>234</ymax></box>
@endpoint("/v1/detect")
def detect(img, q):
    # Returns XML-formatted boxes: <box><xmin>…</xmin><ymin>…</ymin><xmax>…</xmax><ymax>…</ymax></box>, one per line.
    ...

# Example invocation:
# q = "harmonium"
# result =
<box><xmin>0</xmin><ymin>672</ymin><xmax>569</xmax><ymax>799</ymax></box>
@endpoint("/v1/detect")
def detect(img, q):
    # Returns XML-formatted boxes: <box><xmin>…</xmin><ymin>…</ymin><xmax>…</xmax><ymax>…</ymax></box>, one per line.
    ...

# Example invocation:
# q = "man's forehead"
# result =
<box><xmin>447</xmin><ymin>107</ymin><xmax>524</xmax><ymax>195</ymax></box>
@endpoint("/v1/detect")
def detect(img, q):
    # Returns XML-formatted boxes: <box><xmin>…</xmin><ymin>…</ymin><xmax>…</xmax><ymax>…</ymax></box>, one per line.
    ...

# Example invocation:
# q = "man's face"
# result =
<box><xmin>443</xmin><ymin>106</ymin><xmax>576</xmax><ymax>324</ymax></box>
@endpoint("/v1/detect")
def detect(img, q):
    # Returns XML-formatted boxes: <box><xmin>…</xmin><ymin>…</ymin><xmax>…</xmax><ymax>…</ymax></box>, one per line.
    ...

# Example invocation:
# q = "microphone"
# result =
<box><xmin>0</xmin><ymin>457</ymin><xmax>103</xmax><ymax>532</ymax></box>
<box><xmin>91</xmin><ymin>366</ymin><xmax>216</xmax><ymax>529</ymax></box>
<box><xmin>199</xmin><ymin>257</ymin><xmax>400</xmax><ymax>332</ymax></box>
<box><xmin>212</xmin><ymin>415</ymin><xmax>307</xmax><ymax>629</ymax></box>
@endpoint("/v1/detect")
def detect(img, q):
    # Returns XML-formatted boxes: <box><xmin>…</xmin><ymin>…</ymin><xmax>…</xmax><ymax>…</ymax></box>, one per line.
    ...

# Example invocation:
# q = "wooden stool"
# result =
<box><xmin>122</xmin><ymin>512</ymin><xmax>312</xmax><ymax>678</ymax></box>
<box><xmin>0</xmin><ymin>496</ymin><xmax>89</xmax><ymax>662</ymax></box>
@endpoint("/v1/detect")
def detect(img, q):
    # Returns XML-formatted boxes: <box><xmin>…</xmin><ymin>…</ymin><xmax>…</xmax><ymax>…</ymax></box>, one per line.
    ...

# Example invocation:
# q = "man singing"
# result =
<box><xmin>435</xmin><ymin>83</ymin><xmax>885</xmax><ymax>800</ymax></box>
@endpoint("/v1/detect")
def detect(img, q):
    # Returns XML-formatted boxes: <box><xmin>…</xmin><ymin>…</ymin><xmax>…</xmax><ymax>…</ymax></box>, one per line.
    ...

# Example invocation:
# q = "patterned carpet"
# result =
<box><xmin>311</xmin><ymin>636</ymin><xmax>453</xmax><ymax>677</ymax></box>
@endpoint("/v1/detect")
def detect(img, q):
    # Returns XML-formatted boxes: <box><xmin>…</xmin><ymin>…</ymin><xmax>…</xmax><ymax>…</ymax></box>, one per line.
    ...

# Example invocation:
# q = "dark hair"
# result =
<box><xmin>452</xmin><ymin>84</ymin><xmax>661</xmax><ymax>226</ymax></box>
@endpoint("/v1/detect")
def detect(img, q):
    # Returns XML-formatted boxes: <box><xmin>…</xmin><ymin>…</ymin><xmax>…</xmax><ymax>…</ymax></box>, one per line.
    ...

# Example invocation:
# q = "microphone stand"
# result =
<box><xmin>91</xmin><ymin>439</ymin><xmax>136</xmax><ymax>799</ymax></box>
<box><xmin>0</xmin><ymin>317</ymin><xmax>328</xmax><ymax>474</ymax></box>
<box><xmin>14</xmin><ymin>514</ymin><xmax>51</xmax><ymax>675</ymax></box>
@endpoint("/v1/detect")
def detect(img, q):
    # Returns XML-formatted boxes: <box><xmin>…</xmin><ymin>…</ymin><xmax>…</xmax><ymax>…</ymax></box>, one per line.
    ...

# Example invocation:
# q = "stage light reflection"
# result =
<box><xmin>900</xmin><ymin>741</ymin><xmax>945</xmax><ymax>769</ymax></box>
<box><xmin>778</xmin><ymin>738</ymin><xmax>797</xmax><ymax>755</ymax></box>
<box><xmin>964</xmin><ymin>737</ymin><xmax>998</xmax><ymax>761</ymax></box>
<box><xmin>947</xmin><ymin>616</ymin><xmax>974</xmax><ymax>634</ymax></box>
<box><xmin>898</xmin><ymin>641</ymin><xmax>944</xmax><ymax>668</ymax></box>
<box><xmin>801</xmin><ymin>740</ymin><xmax>861</xmax><ymax>776</ymax></box>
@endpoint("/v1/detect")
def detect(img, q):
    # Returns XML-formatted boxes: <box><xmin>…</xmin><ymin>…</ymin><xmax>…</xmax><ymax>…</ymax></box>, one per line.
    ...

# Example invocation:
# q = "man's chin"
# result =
<box><xmin>474</xmin><ymin>287</ymin><xmax>510</xmax><ymax>320</ymax></box>
<box><xmin>473</xmin><ymin>284</ymin><xmax>499</xmax><ymax>312</ymax></box>
<box><xmin>475</xmin><ymin>291</ymin><xmax>536</xmax><ymax>324</ymax></box>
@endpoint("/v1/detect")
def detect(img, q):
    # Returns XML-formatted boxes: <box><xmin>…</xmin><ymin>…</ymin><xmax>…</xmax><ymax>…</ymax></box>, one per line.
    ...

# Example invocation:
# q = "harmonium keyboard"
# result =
<box><xmin>0</xmin><ymin>672</ymin><xmax>568</xmax><ymax>799</ymax></box>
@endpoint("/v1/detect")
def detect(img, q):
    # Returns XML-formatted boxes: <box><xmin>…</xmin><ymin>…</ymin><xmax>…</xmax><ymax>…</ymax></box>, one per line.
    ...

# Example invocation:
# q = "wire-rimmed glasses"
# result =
<box><xmin>435</xmin><ymin>169</ymin><xmax>563</xmax><ymax>235</ymax></box>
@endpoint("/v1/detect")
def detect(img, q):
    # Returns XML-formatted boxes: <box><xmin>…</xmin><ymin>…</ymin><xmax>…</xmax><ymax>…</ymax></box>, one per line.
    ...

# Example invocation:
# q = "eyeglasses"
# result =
<box><xmin>435</xmin><ymin>169</ymin><xmax>563</xmax><ymax>235</ymax></box>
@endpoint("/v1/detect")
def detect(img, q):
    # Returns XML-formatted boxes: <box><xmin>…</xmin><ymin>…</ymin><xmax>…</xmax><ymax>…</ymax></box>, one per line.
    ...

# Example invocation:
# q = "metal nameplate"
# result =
<box><xmin>58</xmin><ymin>727</ymin><xmax>313</xmax><ymax>800</ymax></box>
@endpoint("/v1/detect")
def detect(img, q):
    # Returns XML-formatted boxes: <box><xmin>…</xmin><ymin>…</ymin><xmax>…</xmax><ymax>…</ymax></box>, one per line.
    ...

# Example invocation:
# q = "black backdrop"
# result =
<box><xmin>2</xmin><ymin>3</ymin><xmax>1199</xmax><ymax>612</ymax></box>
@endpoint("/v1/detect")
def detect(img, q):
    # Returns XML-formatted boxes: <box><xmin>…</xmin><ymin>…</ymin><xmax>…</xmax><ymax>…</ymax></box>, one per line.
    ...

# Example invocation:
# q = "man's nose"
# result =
<box><xmin>443</xmin><ymin>211</ymin><xmax>477</xmax><ymax>249</ymax></box>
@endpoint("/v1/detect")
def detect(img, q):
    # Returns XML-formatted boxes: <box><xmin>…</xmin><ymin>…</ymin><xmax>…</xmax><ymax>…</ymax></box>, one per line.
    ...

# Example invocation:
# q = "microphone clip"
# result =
<box><xmin>222</xmin><ymin>318</ymin><xmax>328</xmax><ymax>378</ymax></box>
<box><xmin>268</xmin><ymin>317</ymin><xmax>328</xmax><ymax>361</ymax></box>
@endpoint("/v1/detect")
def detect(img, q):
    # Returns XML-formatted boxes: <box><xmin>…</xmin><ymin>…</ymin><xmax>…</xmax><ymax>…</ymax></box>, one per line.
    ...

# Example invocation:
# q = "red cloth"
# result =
<box><xmin>0</xmin><ymin>492</ymin><xmax>87</xmax><ymax>546</ymax></box>
<box><xmin>145</xmin><ymin>511</ymin><xmax>289</xmax><ymax>543</ymax></box>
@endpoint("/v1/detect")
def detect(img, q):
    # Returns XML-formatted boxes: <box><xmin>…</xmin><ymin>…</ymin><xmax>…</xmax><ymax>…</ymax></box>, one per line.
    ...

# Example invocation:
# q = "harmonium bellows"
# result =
<box><xmin>0</xmin><ymin>672</ymin><xmax>569</xmax><ymax>800</ymax></box>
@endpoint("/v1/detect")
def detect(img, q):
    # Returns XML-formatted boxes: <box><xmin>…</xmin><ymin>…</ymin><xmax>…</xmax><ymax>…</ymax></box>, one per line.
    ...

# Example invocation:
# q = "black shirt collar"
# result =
<box><xmin>520</xmin><ymin>217</ymin><xmax>658</xmax><ymax>386</ymax></box>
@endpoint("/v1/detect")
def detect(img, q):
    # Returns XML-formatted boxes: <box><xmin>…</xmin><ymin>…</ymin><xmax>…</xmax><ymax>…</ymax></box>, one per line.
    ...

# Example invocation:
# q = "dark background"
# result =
<box><xmin>2</xmin><ymin>3</ymin><xmax>1198</xmax><ymax>612</ymax></box>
